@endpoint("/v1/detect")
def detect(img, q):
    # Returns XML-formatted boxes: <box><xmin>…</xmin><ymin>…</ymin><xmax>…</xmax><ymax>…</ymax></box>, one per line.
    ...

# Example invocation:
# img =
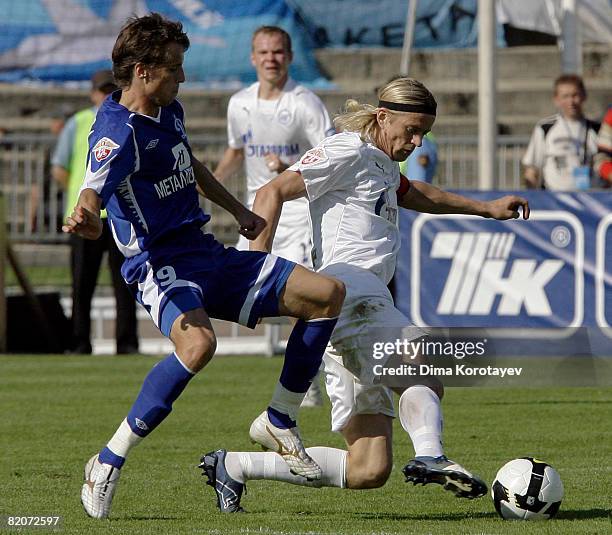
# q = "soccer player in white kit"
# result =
<box><xmin>214</xmin><ymin>26</ymin><xmax>334</xmax><ymax>264</ymax></box>
<box><xmin>214</xmin><ymin>26</ymin><xmax>334</xmax><ymax>407</ymax></box>
<box><xmin>201</xmin><ymin>77</ymin><xmax>530</xmax><ymax>512</ymax></box>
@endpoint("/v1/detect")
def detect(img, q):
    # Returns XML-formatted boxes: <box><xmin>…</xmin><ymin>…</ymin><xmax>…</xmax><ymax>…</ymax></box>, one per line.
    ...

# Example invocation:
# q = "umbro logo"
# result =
<box><xmin>135</xmin><ymin>418</ymin><xmax>149</xmax><ymax>431</ymax></box>
<box><xmin>375</xmin><ymin>161</ymin><xmax>385</xmax><ymax>173</ymax></box>
<box><xmin>145</xmin><ymin>139</ymin><xmax>159</xmax><ymax>150</ymax></box>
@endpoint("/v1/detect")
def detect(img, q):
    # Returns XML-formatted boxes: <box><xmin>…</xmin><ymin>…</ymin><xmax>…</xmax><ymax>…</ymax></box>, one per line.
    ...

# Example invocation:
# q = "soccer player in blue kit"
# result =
<box><xmin>63</xmin><ymin>13</ymin><xmax>345</xmax><ymax>519</ymax></box>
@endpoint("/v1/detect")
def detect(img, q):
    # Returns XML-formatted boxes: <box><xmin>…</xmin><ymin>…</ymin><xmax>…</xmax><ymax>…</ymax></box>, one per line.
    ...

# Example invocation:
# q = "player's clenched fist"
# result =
<box><xmin>237</xmin><ymin>209</ymin><xmax>266</xmax><ymax>240</ymax></box>
<box><xmin>62</xmin><ymin>205</ymin><xmax>103</xmax><ymax>240</ymax></box>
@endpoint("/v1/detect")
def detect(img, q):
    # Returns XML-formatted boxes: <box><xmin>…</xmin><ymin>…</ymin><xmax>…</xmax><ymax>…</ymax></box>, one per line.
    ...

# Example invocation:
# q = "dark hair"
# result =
<box><xmin>112</xmin><ymin>13</ymin><xmax>190</xmax><ymax>87</ymax></box>
<box><xmin>252</xmin><ymin>26</ymin><xmax>292</xmax><ymax>55</ymax></box>
<box><xmin>554</xmin><ymin>74</ymin><xmax>586</xmax><ymax>97</ymax></box>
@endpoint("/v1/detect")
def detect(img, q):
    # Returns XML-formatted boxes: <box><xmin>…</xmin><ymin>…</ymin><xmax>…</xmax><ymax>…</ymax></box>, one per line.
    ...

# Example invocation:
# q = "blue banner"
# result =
<box><xmin>289</xmin><ymin>0</ymin><xmax>503</xmax><ymax>48</ymax></box>
<box><xmin>395</xmin><ymin>191</ymin><xmax>612</xmax><ymax>352</ymax></box>
<box><xmin>0</xmin><ymin>0</ymin><xmax>324</xmax><ymax>84</ymax></box>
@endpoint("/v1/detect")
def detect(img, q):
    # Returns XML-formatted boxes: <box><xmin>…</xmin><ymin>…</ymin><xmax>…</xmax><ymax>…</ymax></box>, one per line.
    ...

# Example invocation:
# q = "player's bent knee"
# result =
<box><xmin>325</xmin><ymin>278</ymin><xmax>346</xmax><ymax>317</ymax></box>
<box><xmin>299</xmin><ymin>276</ymin><xmax>345</xmax><ymax>320</ymax></box>
<box><xmin>313</xmin><ymin>277</ymin><xmax>345</xmax><ymax>317</ymax></box>
<box><xmin>350</xmin><ymin>462</ymin><xmax>392</xmax><ymax>489</ymax></box>
<box><xmin>175</xmin><ymin>331</ymin><xmax>217</xmax><ymax>372</ymax></box>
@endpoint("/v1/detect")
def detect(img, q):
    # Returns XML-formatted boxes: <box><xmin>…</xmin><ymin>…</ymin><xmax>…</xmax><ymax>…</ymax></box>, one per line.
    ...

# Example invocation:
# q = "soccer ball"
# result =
<box><xmin>492</xmin><ymin>457</ymin><xmax>563</xmax><ymax>520</ymax></box>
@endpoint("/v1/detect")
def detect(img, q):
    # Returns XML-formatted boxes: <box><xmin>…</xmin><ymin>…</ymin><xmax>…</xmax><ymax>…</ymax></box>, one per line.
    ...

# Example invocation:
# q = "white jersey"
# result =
<box><xmin>227</xmin><ymin>78</ymin><xmax>334</xmax><ymax>240</ymax></box>
<box><xmin>522</xmin><ymin>113</ymin><xmax>599</xmax><ymax>190</ymax></box>
<box><xmin>289</xmin><ymin>131</ymin><xmax>401</xmax><ymax>285</ymax></box>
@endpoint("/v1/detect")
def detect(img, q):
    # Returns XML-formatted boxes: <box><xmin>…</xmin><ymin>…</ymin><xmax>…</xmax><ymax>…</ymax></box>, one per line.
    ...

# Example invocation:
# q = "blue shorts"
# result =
<box><xmin>121</xmin><ymin>228</ymin><xmax>296</xmax><ymax>337</ymax></box>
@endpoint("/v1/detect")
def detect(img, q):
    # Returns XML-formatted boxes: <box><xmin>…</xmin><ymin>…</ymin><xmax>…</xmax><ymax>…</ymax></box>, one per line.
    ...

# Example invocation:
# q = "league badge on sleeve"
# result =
<box><xmin>301</xmin><ymin>147</ymin><xmax>327</xmax><ymax>166</ymax></box>
<box><xmin>92</xmin><ymin>137</ymin><xmax>120</xmax><ymax>162</ymax></box>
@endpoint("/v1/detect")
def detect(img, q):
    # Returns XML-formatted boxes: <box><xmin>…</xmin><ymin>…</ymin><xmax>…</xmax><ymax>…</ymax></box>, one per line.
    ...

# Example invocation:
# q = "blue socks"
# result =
<box><xmin>267</xmin><ymin>406</ymin><xmax>296</xmax><ymax>429</ymax></box>
<box><xmin>98</xmin><ymin>353</ymin><xmax>194</xmax><ymax>469</ymax></box>
<box><xmin>268</xmin><ymin>317</ymin><xmax>337</xmax><ymax>428</ymax></box>
<box><xmin>126</xmin><ymin>353</ymin><xmax>194</xmax><ymax>437</ymax></box>
<box><xmin>99</xmin><ymin>447</ymin><xmax>127</xmax><ymax>469</ymax></box>
<box><xmin>281</xmin><ymin>317</ymin><xmax>337</xmax><ymax>392</ymax></box>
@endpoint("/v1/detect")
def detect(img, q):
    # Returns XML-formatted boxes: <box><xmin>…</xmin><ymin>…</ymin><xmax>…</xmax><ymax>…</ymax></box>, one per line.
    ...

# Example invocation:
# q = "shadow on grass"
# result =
<box><xmin>349</xmin><ymin>508</ymin><xmax>611</xmax><ymax>522</ymax></box>
<box><xmin>118</xmin><ymin>516</ymin><xmax>179</xmax><ymax>521</ymax></box>
<box><xmin>555</xmin><ymin>508</ymin><xmax>611</xmax><ymax>520</ymax></box>
<box><xmin>481</xmin><ymin>400</ymin><xmax>611</xmax><ymax>406</ymax></box>
<box><xmin>350</xmin><ymin>511</ymin><xmax>498</xmax><ymax>521</ymax></box>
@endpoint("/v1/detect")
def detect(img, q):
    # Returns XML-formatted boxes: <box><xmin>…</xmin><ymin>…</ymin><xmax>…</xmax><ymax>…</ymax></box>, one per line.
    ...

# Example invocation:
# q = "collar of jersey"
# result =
<box><xmin>107</xmin><ymin>90</ymin><xmax>163</xmax><ymax>123</ymax></box>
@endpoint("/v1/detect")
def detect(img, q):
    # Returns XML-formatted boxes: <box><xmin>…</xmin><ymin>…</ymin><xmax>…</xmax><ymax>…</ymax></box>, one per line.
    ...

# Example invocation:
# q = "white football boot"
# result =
<box><xmin>81</xmin><ymin>454</ymin><xmax>121</xmax><ymax>518</ymax></box>
<box><xmin>249</xmin><ymin>410</ymin><xmax>321</xmax><ymax>480</ymax></box>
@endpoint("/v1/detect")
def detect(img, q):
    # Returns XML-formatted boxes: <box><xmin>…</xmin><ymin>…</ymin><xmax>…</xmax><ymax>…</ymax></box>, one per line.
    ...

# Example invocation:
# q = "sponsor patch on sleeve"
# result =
<box><xmin>300</xmin><ymin>146</ymin><xmax>327</xmax><ymax>166</ymax></box>
<box><xmin>92</xmin><ymin>137</ymin><xmax>120</xmax><ymax>162</ymax></box>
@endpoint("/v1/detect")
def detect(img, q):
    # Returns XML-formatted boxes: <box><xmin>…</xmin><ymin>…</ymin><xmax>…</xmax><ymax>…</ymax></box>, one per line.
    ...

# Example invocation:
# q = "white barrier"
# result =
<box><xmin>59</xmin><ymin>296</ymin><xmax>287</xmax><ymax>356</ymax></box>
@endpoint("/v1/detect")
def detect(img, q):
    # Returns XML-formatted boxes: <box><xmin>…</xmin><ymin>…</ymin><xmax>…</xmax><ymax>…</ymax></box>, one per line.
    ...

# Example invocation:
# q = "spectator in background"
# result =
<box><xmin>522</xmin><ymin>74</ymin><xmax>600</xmax><ymax>190</ymax></box>
<box><xmin>399</xmin><ymin>131</ymin><xmax>438</xmax><ymax>183</ymax></box>
<box><xmin>51</xmin><ymin>70</ymin><xmax>139</xmax><ymax>355</ymax></box>
<box><xmin>30</xmin><ymin>104</ymin><xmax>73</xmax><ymax>233</ymax></box>
<box><xmin>214</xmin><ymin>26</ymin><xmax>335</xmax><ymax>407</ymax></box>
<box><xmin>594</xmin><ymin>106</ymin><xmax>612</xmax><ymax>187</ymax></box>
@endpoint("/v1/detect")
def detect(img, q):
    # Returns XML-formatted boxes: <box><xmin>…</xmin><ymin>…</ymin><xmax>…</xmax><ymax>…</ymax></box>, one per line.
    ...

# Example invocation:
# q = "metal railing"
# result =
<box><xmin>435</xmin><ymin>135</ymin><xmax>529</xmax><ymax>190</ymax></box>
<box><xmin>1</xmin><ymin>132</ymin><xmax>531</xmax><ymax>243</ymax></box>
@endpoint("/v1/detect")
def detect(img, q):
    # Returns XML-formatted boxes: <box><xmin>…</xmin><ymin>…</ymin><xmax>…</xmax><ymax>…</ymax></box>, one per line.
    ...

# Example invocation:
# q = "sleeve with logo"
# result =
<box><xmin>82</xmin><ymin>128</ymin><xmax>137</xmax><ymax>209</ymax></box>
<box><xmin>522</xmin><ymin>124</ymin><xmax>545</xmax><ymax>170</ymax></box>
<box><xmin>289</xmin><ymin>133</ymin><xmax>363</xmax><ymax>201</ymax></box>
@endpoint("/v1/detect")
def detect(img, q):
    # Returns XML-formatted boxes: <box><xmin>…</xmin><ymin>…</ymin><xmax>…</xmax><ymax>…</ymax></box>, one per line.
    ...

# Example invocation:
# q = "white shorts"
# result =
<box><xmin>235</xmin><ymin>224</ymin><xmax>312</xmax><ymax>267</ymax></box>
<box><xmin>320</xmin><ymin>264</ymin><xmax>425</xmax><ymax>432</ymax></box>
<box><xmin>323</xmin><ymin>352</ymin><xmax>395</xmax><ymax>432</ymax></box>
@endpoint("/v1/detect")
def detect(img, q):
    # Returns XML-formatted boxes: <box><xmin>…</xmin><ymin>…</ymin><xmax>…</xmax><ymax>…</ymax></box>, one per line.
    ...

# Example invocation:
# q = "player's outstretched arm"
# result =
<box><xmin>193</xmin><ymin>156</ymin><xmax>266</xmax><ymax>240</ymax></box>
<box><xmin>400</xmin><ymin>180</ymin><xmax>530</xmax><ymax>220</ymax></box>
<box><xmin>251</xmin><ymin>170</ymin><xmax>307</xmax><ymax>253</ymax></box>
<box><xmin>62</xmin><ymin>188</ymin><xmax>103</xmax><ymax>240</ymax></box>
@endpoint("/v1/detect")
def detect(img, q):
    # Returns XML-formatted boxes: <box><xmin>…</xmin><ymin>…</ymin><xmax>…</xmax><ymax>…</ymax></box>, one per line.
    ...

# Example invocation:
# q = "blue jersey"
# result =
<box><xmin>80</xmin><ymin>92</ymin><xmax>296</xmax><ymax>337</ymax></box>
<box><xmin>82</xmin><ymin>92</ymin><xmax>209</xmax><ymax>257</ymax></box>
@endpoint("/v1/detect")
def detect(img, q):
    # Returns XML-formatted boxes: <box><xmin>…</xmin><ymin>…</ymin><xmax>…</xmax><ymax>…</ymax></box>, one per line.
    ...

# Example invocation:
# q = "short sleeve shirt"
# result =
<box><xmin>289</xmin><ymin>131</ymin><xmax>401</xmax><ymax>285</ymax></box>
<box><xmin>81</xmin><ymin>92</ymin><xmax>208</xmax><ymax>257</ymax></box>
<box><xmin>226</xmin><ymin>78</ymin><xmax>334</xmax><ymax>232</ymax></box>
<box><xmin>522</xmin><ymin>114</ymin><xmax>600</xmax><ymax>190</ymax></box>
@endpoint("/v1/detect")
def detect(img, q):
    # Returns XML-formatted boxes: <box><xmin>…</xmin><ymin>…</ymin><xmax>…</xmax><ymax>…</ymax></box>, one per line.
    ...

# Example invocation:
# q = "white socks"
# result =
<box><xmin>269</xmin><ymin>382</ymin><xmax>307</xmax><ymax>421</ymax></box>
<box><xmin>225</xmin><ymin>447</ymin><xmax>347</xmax><ymax>488</ymax></box>
<box><xmin>106</xmin><ymin>418</ymin><xmax>143</xmax><ymax>459</ymax></box>
<box><xmin>398</xmin><ymin>385</ymin><xmax>444</xmax><ymax>458</ymax></box>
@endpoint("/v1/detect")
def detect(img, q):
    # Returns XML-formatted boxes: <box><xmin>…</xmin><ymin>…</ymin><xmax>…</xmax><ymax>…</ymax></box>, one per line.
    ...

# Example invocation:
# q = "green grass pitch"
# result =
<box><xmin>1</xmin><ymin>355</ymin><xmax>610</xmax><ymax>534</ymax></box>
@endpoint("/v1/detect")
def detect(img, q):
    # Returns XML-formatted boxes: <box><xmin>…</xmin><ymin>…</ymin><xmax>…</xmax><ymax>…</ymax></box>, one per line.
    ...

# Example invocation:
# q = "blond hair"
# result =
<box><xmin>334</xmin><ymin>77</ymin><xmax>436</xmax><ymax>140</ymax></box>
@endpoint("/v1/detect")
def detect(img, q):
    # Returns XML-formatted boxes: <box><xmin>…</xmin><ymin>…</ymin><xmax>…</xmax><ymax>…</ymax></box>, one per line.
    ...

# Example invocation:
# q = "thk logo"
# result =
<box><xmin>411</xmin><ymin>212</ymin><xmax>584</xmax><ymax>329</ymax></box>
<box><xmin>430</xmin><ymin>232</ymin><xmax>563</xmax><ymax>316</ymax></box>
